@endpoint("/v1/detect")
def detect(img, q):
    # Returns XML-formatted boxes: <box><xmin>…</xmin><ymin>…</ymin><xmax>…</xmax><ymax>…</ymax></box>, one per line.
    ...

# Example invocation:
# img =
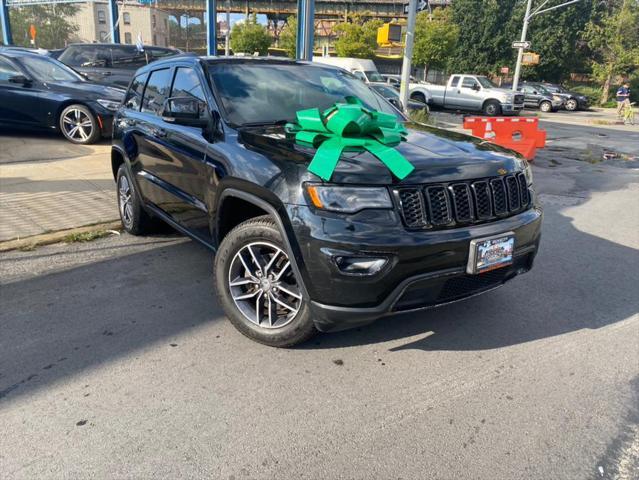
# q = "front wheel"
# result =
<box><xmin>116</xmin><ymin>164</ymin><xmax>156</xmax><ymax>235</ymax></box>
<box><xmin>539</xmin><ymin>101</ymin><xmax>552</xmax><ymax>113</ymax></box>
<box><xmin>59</xmin><ymin>104</ymin><xmax>100</xmax><ymax>144</ymax></box>
<box><xmin>565</xmin><ymin>98</ymin><xmax>578</xmax><ymax>111</ymax></box>
<box><xmin>214</xmin><ymin>216</ymin><xmax>317</xmax><ymax>347</ymax></box>
<box><xmin>482</xmin><ymin>100</ymin><xmax>501</xmax><ymax>116</ymax></box>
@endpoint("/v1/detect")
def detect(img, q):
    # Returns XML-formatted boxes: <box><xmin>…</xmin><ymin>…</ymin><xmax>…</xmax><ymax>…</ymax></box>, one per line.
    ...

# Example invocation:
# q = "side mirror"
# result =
<box><xmin>532</xmin><ymin>91</ymin><xmax>538</xmax><ymax>95</ymax></box>
<box><xmin>161</xmin><ymin>97</ymin><xmax>209</xmax><ymax>128</ymax></box>
<box><xmin>472</xmin><ymin>84</ymin><xmax>481</xmax><ymax>91</ymax></box>
<box><xmin>9</xmin><ymin>74</ymin><xmax>31</xmax><ymax>86</ymax></box>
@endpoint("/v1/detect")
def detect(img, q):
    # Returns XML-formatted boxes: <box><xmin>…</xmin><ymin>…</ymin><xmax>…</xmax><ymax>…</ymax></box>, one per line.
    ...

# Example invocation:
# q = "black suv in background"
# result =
<box><xmin>541</xmin><ymin>82</ymin><xmax>589</xmax><ymax>111</ymax></box>
<box><xmin>57</xmin><ymin>43</ymin><xmax>181</xmax><ymax>87</ymax></box>
<box><xmin>112</xmin><ymin>57</ymin><xmax>542</xmax><ymax>347</ymax></box>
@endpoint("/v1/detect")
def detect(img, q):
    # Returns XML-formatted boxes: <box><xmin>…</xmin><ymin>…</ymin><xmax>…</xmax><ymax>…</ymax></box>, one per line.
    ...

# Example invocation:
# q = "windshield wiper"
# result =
<box><xmin>238</xmin><ymin>119</ymin><xmax>290</xmax><ymax>128</ymax></box>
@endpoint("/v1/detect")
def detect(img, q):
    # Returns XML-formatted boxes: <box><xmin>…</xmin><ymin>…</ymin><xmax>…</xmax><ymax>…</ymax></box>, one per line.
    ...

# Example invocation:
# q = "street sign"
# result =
<box><xmin>522</xmin><ymin>52</ymin><xmax>540</xmax><ymax>65</ymax></box>
<box><xmin>404</xmin><ymin>0</ymin><xmax>428</xmax><ymax>14</ymax></box>
<box><xmin>500</xmin><ymin>66</ymin><xmax>510</xmax><ymax>74</ymax></box>
<box><xmin>512</xmin><ymin>41</ymin><xmax>531</xmax><ymax>49</ymax></box>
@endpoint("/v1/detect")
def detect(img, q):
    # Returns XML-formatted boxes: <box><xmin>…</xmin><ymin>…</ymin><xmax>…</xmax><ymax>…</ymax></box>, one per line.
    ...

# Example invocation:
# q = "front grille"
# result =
<box><xmin>395</xmin><ymin>174</ymin><xmax>532</xmax><ymax>230</ymax></box>
<box><xmin>514</xmin><ymin>94</ymin><xmax>525</xmax><ymax>104</ymax></box>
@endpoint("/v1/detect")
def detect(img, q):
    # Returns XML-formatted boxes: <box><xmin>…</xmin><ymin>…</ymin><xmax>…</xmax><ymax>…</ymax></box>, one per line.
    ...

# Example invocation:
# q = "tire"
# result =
<box><xmin>214</xmin><ymin>215</ymin><xmax>317</xmax><ymax>347</ymax></box>
<box><xmin>410</xmin><ymin>92</ymin><xmax>427</xmax><ymax>104</ymax></box>
<box><xmin>565</xmin><ymin>98</ymin><xmax>578</xmax><ymax>111</ymax></box>
<box><xmin>116</xmin><ymin>164</ymin><xmax>155</xmax><ymax>235</ymax></box>
<box><xmin>482</xmin><ymin>100</ymin><xmax>501</xmax><ymax>116</ymax></box>
<box><xmin>539</xmin><ymin>101</ymin><xmax>552</xmax><ymax>113</ymax></box>
<box><xmin>59</xmin><ymin>104</ymin><xmax>100</xmax><ymax>144</ymax></box>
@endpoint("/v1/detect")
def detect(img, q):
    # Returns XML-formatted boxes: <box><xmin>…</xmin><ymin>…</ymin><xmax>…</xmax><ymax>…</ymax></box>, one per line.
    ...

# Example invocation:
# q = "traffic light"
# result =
<box><xmin>377</xmin><ymin>23</ymin><xmax>402</xmax><ymax>46</ymax></box>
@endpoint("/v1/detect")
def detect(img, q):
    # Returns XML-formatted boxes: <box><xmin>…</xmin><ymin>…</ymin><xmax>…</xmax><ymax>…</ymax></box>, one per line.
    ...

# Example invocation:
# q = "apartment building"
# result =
<box><xmin>69</xmin><ymin>1</ymin><xmax>170</xmax><ymax>47</ymax></box>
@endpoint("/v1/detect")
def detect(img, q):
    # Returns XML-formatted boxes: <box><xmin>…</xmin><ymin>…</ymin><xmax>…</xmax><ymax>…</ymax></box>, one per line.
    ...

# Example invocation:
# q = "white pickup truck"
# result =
<box><xmin>409</xmin><ymin>74</ymin><xmax>525</xmax><ymax>116</ymax></box>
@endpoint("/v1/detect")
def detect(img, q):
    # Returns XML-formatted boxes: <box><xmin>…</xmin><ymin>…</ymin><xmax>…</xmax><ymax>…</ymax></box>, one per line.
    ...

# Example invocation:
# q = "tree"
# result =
<box><xmin>230</xmin><ymin>14</ymin><xmax>272</xmax><ymax>55</ymax></box>
<box><xmin>279</xmin><ymin>16</ymin><xmax>297</xmax><ymax>58</ymax></box>
<box><xmin>8</xmin><ymin>4</ymin><xmax>78</xmax><ymax>49</ymax></box>
<box><xmin>583</xmin><ymin>0</ymin><xmax>639</xmax><ymax>104</ymax></box>
<box><xmin>333</xmin><ymin>14</ymin><xmax>382</xmax><ymax>58</ymax></box>
<box><xmin>412</xmin><ymin>8</ymin><xmax>459</xmax><ymax>79</ymax></box>
<box><xmin>448</xmin><ymin>0</ymin><xmax>519</xmax><ymax>75</ymax></box>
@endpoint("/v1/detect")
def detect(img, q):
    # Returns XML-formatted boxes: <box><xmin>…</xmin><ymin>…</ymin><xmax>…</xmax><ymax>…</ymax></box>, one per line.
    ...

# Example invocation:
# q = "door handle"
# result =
<box><xmin>102</xmin><ymin>71</ymin><xmax>112</xmax><ymax>76</ymax></box>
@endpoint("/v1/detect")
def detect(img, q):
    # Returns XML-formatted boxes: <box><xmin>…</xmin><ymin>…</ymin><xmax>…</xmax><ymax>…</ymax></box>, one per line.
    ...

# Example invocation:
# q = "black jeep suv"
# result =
<box><xmin>112</xmin><ymin>56</ymin><xmax>542</xmax><ymax>347</ymax></box>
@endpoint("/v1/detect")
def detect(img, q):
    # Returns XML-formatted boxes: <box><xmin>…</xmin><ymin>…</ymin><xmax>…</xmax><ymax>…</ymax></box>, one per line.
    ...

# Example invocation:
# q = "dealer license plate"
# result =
<box><xmin>467</xmin><ymin>233</ymin><xmax>515</xmax><ymax>275</ymax></box>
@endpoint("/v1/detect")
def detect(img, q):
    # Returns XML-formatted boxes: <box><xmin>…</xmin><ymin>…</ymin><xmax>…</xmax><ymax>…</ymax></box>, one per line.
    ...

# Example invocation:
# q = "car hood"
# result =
<box><xmin>45</xmin><ymin>80</ymin><xmax>126</xmax><ymax>101</ymax></box>
<box><xmin>239</xmin><ymin>122</ymin><xmax>527</xmax><ymax>186</ymax></box>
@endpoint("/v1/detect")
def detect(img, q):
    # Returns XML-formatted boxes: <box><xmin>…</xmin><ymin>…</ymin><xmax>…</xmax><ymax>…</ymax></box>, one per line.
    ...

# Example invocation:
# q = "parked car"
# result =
<box><xmin>369</xmin><ymin>82</ymin><xmax>430</xmax><ymax>113</ymax></box>
<box><xmin>409</xmin><ymin>74</ymin><xmax>525</xmax><ymax>116</ymax></box>
<box><xmin>312</xmin><ymin>56</ymin><xmax>385</xmax><ymax>83</ymax></box>
<box><xmin>0</xmin><ymin>49</ymin><xmax>124</xmax><ymax>143</ymax></box>
<box><xmin>56</xmin><ymin>43</ymin><xmax>181</xmax><ymax>88</ymax></box>
<box><xmin>112</xmin><ymin>56</ymin><xmax>542</xmax><ymax>347</ymax></box>
<box><xmin>382</xmin><ymin>73</ymin><xmax>429</xmax><ymax>89</ymax></box>
<box><xmin>504</xmin><ymin>82</ymin><xmax>564</xmax><ymax>112</ymax></box>
<box><xmin>540</xmin><ymin>82</ymin><xmax>589</xmax><ymax>111</ymax></box>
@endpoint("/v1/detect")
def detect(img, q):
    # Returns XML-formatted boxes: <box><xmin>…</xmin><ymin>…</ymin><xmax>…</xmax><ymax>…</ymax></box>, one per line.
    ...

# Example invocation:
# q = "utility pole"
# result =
<box><xmin>512</xmin><ymin>0</ymin><xmax>582</xmax><ymax>91</ymax></box>
<box><xmin>225</xmin><ymin>0</ymin><xmax>230</xmax><ymax>56</ymax></box>
<box><xmin>399</xmin><ymin>0</ymin><xmax>417</xmax><ymax>112</ymax></box>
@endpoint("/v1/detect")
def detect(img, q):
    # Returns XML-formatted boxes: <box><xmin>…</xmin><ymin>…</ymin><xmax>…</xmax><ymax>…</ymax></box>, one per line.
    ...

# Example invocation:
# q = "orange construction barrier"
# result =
<box><xmin>463</xmin><ymin>116</ymin><xmax>546</xmax><ymax>160</ymax></box>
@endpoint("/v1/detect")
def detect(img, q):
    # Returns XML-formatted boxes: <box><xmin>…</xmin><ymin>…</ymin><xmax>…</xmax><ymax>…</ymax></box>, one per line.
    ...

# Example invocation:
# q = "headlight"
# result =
<box><xmin>523</xmin><ymin>162</ymin><xmax>533</xmax><ymax>186</ymax></box>
<box><xmin>505</xmin><ymin>94</ymin><xmax>513</xmax><ymax>102</ymax></box>
<box><xmin>306</xmin><ymin>185</ymin><xmax>392</xmax><ymax>213</ymax></box>
<box><xmin>97</xmin><ymin>99</ymin><xmax>120</xmax><ymax>111</ymax></box>
<box><xmin>552</xmin><ymin>95</ymin><xmax>562</xmax><ymax>102</ymax></box>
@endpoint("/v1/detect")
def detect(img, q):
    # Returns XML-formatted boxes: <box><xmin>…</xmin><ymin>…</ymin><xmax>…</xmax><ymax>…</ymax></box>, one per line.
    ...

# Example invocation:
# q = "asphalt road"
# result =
<box><xmin>1</xmin><ymin>140</ymin><xmax>639</xmax><ymax>480</ymax></box>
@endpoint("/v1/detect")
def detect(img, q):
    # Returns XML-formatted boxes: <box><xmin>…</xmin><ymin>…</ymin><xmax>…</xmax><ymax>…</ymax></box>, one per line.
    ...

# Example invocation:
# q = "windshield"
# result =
<box><xmin>476</xmin><ymin>77</ymin><xmax>497</xmax><ymax>88</ymax></box>
<box><xmin>365</xmin><ymin>70</ymin><xmax>384</xmax><ymax>82</ymax></box>
<box><xmin>371</xmin><ymin>85</ymin><xmax>399</xmax><ymax>98</ymax></box>
<box><xmin>208</xmin><ymin>62</ymin><xmax>398</xmax><ymax>126</ymax></box>
<box><xmin>18</xmin><ymin>55</ymin><xmax>82</xmax><ymax>82</ymax></box>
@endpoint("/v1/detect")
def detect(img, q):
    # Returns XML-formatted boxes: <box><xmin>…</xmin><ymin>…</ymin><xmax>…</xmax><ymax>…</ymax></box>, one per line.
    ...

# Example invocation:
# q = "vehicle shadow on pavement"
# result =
<box><xmin>0</xmin><ymin>238</ymin><xmax>219</xmax><ymax>404</ymax></box>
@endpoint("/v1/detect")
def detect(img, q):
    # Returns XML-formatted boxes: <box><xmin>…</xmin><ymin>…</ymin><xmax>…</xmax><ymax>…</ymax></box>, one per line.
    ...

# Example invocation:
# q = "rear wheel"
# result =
<box><xmin>539</xmin><ymin>101</ymin><xmax>552</xmax><ymax>113</ymax></box>
<box><xmin>59</xmin><ymin>104</ymin><xmax>100</xmax><ymax>144</ymax></box>
<box><xmin>482</xmin><ymin>100</ymin><xmax>501</xmax><ymax>116</ymax></box>
<box><xmin>116</xmin><ymin>164</ymin><xmax>155</xmax><ymax>235</ymax></box>
<box><xmin>214</xmin><ymin>216</ymin><xmax>317</xmax><ymax>347</ymax></box>
<box><xmin>565</xmin><ymin>98</ymin><xmax>578</xmax><ymax>111</ymax></box>
<box><xmin>410</xmin><ymin>92</ymin><xmax>427</xmax><ymax>104</ymax></box>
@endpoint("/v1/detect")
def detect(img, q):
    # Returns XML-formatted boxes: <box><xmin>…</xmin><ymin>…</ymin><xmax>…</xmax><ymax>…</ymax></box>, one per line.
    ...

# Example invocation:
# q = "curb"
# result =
<box><xmin>0</xmin><ymin>220</ymin><xmax>122</xmax><ymax>253</ymax></box>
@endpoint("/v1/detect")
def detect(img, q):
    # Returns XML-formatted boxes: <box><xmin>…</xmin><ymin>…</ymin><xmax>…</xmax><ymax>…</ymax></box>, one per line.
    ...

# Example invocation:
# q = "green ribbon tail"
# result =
<box><xmin>365</xmin><ymin>142</ymin><xmax>415</xmax><ymax>180</ymax></box>
<box><xmin>307</xmin><ymin>137</ymin><xmax>345</xmax><ymax>181</ymax></box>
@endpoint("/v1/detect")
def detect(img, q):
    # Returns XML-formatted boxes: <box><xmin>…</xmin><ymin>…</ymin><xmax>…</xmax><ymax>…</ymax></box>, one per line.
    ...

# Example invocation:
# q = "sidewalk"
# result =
<box><xmin>0</xmin><ymin>131</ymin><xmax>117</xmax><ymax>242</ymax></box>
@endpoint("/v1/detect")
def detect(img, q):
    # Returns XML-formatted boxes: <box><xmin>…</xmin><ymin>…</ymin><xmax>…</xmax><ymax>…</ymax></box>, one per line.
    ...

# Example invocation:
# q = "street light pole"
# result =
<box><xmin>512</xmin><ymin>0</ymin><xmax>582</xmax><ymax>92</ymax></box>
<box><xmin>225</xmin><ymin>0</ymin><xmax>230</xmax><ymax>56</ymax></box>
<box><xmin>512</xmin><ymin>0</ymin><xmax>533</xmax><ymax>92</ymax></box>
<box><xmin>399</xmin><ymin>0</ymin><xmax>417</xmax><ymax>112</ymax></box>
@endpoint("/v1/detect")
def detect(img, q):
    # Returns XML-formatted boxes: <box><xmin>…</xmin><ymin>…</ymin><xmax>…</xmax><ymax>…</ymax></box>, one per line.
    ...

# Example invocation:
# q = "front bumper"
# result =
<box><xmin>501</xmin><ymin>103</ymin><xmax>525</xmax><ymax>114</ymax></box>
<box><xmin>286</xmin><ymin>204</ymin><xmax>543</xmax><ymax>332</ymax></box>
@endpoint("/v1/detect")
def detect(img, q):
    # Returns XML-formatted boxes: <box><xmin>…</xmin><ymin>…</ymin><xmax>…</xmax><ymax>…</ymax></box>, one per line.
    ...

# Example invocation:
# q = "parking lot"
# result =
<box><xmin>1</xmin><ymin>109</ymin><xmax>638</xmax><ymax>479</ymax></box>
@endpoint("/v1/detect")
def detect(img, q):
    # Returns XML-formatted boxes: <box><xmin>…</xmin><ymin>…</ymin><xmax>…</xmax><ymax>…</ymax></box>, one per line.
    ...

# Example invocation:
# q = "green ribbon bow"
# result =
<box><xmin>285</xmin><ymin>97</ymin><xmax>415</xmax><ymax>182</ymax></box>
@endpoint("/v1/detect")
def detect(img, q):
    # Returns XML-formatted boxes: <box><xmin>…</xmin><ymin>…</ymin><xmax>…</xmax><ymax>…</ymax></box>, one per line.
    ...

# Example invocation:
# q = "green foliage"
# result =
<box><xmin>521</xmin><ymin>0</ymin><xmax>592</xmax><ymax>82</ymax></box>
<box><xmin>230</xmin><ymin>14</ymin><xmax>272</xmax><ymax>55</ymax></box>
<box><xmin>9</xmin><ymin>5</ymin><xmax>78</xmax><ymax>49</ymax></box>
<box><xmin>448</xmin><ymin>0</ymin><xmax>520</xmax><ymax>75</ymax></box>
<box><xmin>279</xmin><ymin>16</ymin><xmax>297</xmax><ymax>59</ymax></box>
<box><xmin>334</xmin><ymin>15</ymin><xmax>383</xmax><ymax>58</ymax></box>
<box><xmin>583</xmin><ymin>0</ymin><xmax>639</xmax><ymax>103</ymax></box>
<box><xmin>412</xmin><ymin>9</ymin><xmax>458</xmax><ymax>70</ymax></box>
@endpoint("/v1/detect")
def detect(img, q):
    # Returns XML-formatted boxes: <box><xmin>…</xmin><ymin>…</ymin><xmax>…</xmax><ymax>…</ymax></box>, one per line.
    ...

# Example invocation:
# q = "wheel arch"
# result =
<box><xmin>215</xmin><ymin>188</ymin><xmax>310</xmax><ymax>300</ymax></box>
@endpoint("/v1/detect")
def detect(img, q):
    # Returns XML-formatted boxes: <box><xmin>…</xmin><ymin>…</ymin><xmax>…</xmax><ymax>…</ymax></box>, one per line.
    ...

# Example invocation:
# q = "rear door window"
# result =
<box><xmin>450</xmin><ymin>75</ymin><xmax>461</xmax><ymax>88</ymax></box>
<box><xmin>141</xmin><ymin>68</ymin><xmax>172</xmax><ymax>115</ymax></box>
<box><xmin>124</xmin><ymin>72</ymin><xmax>148</xmax><ymax>110</ymax></box>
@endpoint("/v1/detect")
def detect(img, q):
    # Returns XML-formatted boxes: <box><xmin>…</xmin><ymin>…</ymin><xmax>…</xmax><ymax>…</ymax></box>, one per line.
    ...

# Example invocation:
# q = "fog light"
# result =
<box><xmin>334</xmin><ymin>256</ymin><xmax>388</xmax><ymax>276</ymax></box>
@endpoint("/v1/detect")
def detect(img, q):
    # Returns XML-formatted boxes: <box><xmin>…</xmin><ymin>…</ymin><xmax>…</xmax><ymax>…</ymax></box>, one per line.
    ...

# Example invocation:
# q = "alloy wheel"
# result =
<box><xmin>566</xmin><ymin>99</ymin><xmax>577</xmax><ymax>111</ymax></box>
<box><xmin>118</xmin><ymin>174</ymin><xmax>134</xmax><ymax>229</ymax></box>
<box><xmin>62</xmin><ymin>108</ymin><xmax>94</xmax><ymax>142</ymax></box>
<box><xmin>228</xmin><ymin>242</ymin><xmax>302</xmax><ymax>329</ymax></box>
